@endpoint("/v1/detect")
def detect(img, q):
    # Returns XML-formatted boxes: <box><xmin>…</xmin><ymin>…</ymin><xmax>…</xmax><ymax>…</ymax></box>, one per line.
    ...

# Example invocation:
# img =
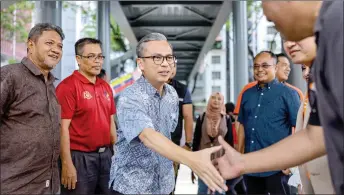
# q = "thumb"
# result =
<box><xmin>218</xmin><ymin>136</ymin><xmax>234</xmax><ymax>152</ymax></box>
<box><xmin>206</xmin><ymin>145</ymin><xmax>223</xmax><ymax>154</ymax></box>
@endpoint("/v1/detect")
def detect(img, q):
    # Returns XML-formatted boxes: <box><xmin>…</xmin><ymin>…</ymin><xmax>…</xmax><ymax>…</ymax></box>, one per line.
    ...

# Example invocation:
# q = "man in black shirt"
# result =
<box><xmin>215</xmin><ymin>2</ymin><xmax>343</xmax><ymax>194</ymax></box>
<box><xmin>168</xmin><ymin>64</ymin><xmax>194</xmax><ymax>194</ymax></box>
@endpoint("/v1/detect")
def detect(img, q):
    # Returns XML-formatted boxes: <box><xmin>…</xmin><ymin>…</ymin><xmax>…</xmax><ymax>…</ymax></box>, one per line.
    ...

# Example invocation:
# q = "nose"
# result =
<box><xmin>160</xmin><ymin>58</ymin><xmax>169</xmax><ymax>67</ymax></box>
<box><xmin>51</xmin><ymin>46</ymin><xmax>61</xmax><ymax>55</ymax></box>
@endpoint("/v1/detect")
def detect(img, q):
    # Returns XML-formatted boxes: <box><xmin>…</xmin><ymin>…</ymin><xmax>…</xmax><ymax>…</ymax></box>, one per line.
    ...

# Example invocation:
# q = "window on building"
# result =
<box><xmin>267</xmin><ymin>26</ymin><xmax>277</xmax><ymax>35</ymax></box>
<box><xmin>267</xmin><ymin>40</ymin><xmax>277</xmax><ymax>52</ymax></box>
<box><xmin>212</xmin><ymin>41</ymin><xmax>222</xmax><ymax>49</ymax></box>
<box><xmin>212</xmin><ymin>71</ymin><xmax>221</xmax><ymax>80</ymax></box>
<box><xmin>211</xmin><ymin>55</ymin><xmax>221</xmax><ymax>64</ymax></box>
<box><xmin>212</xmin><ymin>86</ymin><xmax>221</xmax><ymax>93</ymax></box>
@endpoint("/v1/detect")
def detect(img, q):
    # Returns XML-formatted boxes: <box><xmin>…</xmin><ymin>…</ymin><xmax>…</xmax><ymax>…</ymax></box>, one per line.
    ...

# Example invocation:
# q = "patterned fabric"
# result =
<box><xmin>109</xmin><ymin>76</ymin><xmax>179</xmax><ymax>194</ymax></box>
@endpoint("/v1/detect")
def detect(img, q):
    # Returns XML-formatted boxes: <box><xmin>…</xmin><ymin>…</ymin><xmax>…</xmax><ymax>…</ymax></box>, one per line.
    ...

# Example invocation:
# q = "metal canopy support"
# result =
<box><xmin>187</xmin><ymin>0</ymin><xmax>232</xmax><ymax>84</ymax></box>
<box><xmin>97</xmin><ymin>1</ymin><xmax>111</xmax><ymax>79</ymax></box>
<box><xmin>233</xmin><ymin>1</ymin><xmax>248</xmax><ymax>101</ymax></box>
<box><xmin>35</xmin><ymin>1</ymin><xmax>62</xmax><ymax>85</ymax></box>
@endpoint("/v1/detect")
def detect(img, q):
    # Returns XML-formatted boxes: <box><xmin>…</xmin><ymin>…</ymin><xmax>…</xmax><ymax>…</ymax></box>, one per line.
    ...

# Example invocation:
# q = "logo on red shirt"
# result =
<box><xmin>83</xmin><ymin>91</ymin><xmax>93</xmax><ymax>99</ymax></box>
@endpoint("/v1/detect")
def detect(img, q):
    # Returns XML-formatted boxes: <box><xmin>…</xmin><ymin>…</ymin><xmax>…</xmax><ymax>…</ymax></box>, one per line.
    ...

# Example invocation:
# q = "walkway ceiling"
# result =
<box><xmin>111</xmin><ymin>0</ymin><xmax>232</xmax><ymax>82</ymax></box>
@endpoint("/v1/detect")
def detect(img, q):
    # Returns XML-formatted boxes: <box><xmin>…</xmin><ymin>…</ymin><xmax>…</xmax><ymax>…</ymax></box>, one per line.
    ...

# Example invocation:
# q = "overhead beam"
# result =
<box><xmin>183</xmin><ymin>6</ymin><xmax>214</xmax><ymax>23</ymax></box>
<box><xmin>120</xmin><ymin>1</ymin><xmax>223</xmax><ymax>6</ymax></box>
<box><xmin>111</xmin><ymin>0</ymin><xmax>138</xmax><ymax>52</ymax></box>
<box><xmin>188</xmin><ymin>0</ymin><xmax>232</xmax><ymax>83</ymax></box>
<box><xmin>130</xmin><ymin>20</ymin><xmax>212</xmax><ymax>27</ymax></box>
<box><xmin>130</xmin><ymin>7</ymin><xmax>158</xmax><ymax>22</ymax></box>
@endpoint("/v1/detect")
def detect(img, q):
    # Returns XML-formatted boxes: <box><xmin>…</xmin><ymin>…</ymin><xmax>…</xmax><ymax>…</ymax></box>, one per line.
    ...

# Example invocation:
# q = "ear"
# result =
<box><xmin>75</xmin><ymin>55</ymin><xmax>82</xmax><ymax>66</ymax></box>
<box><xmin>137</xmin><ymin>58</ymin><xmax>144</xmax><ymax>71</ymax></box>
<box><xmin>27</xmin><ymin>40</ymin><xmax>34</xmax><ymax>53</ymax></box>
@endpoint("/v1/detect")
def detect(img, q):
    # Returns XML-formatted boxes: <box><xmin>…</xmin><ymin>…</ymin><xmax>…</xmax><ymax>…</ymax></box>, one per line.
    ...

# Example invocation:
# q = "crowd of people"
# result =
<box><xmin>1</xmin><ymin>1</ymin><xmax>343</xmax><ymax>195</ymax></box>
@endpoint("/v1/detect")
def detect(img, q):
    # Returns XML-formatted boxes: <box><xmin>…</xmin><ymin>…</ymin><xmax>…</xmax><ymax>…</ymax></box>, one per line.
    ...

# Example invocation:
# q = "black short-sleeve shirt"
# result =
<box><xmin>312</xmin><ymin>1</ymin><xmax>344</xmax><ymax>194</ymax></box>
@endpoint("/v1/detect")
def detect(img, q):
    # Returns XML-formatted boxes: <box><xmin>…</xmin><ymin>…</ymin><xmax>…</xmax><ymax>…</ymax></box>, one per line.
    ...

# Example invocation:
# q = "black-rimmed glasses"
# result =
<box><xmin>139</xmin><ymin>55</ymin><xmax>176</xmax><ymax>66</ymax></box>
<box><xmin>77</xmin><ymin>55</ymin><xmax>105</xmax><ymax>61</ymax></box>
<box><xmin>253</xmin><ymin>63</ymin><xmax>274</xmax><ymax>70</ymax></box>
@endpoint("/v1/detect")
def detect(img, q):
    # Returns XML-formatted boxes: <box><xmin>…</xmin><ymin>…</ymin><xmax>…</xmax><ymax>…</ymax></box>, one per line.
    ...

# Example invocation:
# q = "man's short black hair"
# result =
<box><xmin>276</xmin><ymin>53</ymin><xmax>289</xmax><ymax>62</ymax></box>
<box><xmin>75</xmin><ymin>37</ymin><xmax>102</xmax><ymax>56</ymax></box>
<box><xmin>254</xmin><ymin>51</ymin><xmax>277</xmax><ymax>65</ymax></box>
<box><xmin>97</xmin><ymin>69</ymin><xmax>106</xmax><ymax>79</ymax></box>
<box><xmin>225</xmin><ymin>102</ymin><xmax>235</xmax><ymax>114</ymax></box>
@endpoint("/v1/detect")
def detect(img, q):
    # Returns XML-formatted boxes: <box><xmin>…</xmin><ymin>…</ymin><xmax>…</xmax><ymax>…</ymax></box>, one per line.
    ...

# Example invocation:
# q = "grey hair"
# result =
<box><xmin>28</xmin><ymin>23</ymin><xmax>65</xmax><ymax>42</ymax></box>
<box><xmin>136</xmin><ymin>33</ymin><xmax>173</xmax><ymax>57</ymax></box>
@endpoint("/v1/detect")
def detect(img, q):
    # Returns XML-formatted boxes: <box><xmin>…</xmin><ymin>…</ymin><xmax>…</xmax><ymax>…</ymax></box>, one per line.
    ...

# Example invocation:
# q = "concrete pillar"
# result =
<box><xmin>97</xmin><ymin>1</ymin><xmax>111</xmax><ymax>80</ymax></box>
<box><xmin>233</xmin><ymin>1</ymin><xmax>249</xmax><ymax>102</ymax></box>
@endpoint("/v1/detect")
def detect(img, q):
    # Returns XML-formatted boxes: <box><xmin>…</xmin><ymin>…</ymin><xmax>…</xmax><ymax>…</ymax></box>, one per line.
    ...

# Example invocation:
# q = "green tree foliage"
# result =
<box><xmin>1</xmin><ymin>1</ymin><xmax>35</xmax><ymax>42</ymax></box>
<box><xmin>63</xmin><ymin>1</ymin><xmax>126</xmax><ymax>52</ymax></box>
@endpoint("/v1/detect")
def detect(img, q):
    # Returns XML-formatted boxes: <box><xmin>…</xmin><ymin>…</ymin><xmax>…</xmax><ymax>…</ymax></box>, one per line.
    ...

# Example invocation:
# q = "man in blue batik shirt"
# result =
<box><xmin>237</xmin><ymin>51</ymin><xmax>300</xmax><ymax>194</ymax></box>
<box><xmin>109</xmin><ymin>33</ymin><xmax>227</xmax><ymax>195</ymax></box>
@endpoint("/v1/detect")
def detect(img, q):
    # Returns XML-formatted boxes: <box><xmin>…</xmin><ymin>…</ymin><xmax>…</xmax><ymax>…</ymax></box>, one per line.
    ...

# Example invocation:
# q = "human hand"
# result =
<box><xmin>185</xmin><ymin>146</ymin><xmax>228</xmax><ymax>193</ymax></box>
<box><xmin>214</xmin><ymin>136</ymin><xmax>245</xmax><ymax>180</ymax></box>
<box><xmin>61</xmin><ymin>161</ymin><xmax>77</xmax><ymax>190</ymax></box>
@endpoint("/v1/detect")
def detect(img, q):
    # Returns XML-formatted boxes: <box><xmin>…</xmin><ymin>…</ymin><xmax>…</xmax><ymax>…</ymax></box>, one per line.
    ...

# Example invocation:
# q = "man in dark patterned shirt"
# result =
<box><xmin>0</xmin><ymin>23</ymin><xmax>64</xmax><ymax>194</ymax></box>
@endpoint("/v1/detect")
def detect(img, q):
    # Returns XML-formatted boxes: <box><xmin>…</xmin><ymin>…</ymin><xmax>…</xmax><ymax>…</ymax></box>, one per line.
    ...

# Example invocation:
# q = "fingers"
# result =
<box><xmin>67</xmin><ymin>176</ymin><xmax>72</xmax><ymax>190</ymax></box>
<box><xmin>71</xmin><ymin>175</ymin><xmax>77</xmax><ymax>190</ymax></box>
<box><xmin>206</xmin><ymin>161</ymin><xmax>228</xmax><ymax>192</ymax></box>
<box><xmin>218</xmin><ymin>136</ymin><xmax>232</xmax><ymax>151</ymax></box>
<box><xmin>206</xmin><ymin>145</ymin><xmax>223</xmax><ymax>154</ymax></box>
<box><xmin>200</xmin><ymin>173</ymin><xmax>222</xmax><ymax>193</ymax></box>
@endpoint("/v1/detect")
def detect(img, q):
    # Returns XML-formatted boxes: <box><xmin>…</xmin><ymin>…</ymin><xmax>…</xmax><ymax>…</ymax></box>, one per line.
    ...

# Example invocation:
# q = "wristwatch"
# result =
<box><xmin>185</xmin><ymin>142</ymin><xmax>193</xmax><ymax>149</ymax></box>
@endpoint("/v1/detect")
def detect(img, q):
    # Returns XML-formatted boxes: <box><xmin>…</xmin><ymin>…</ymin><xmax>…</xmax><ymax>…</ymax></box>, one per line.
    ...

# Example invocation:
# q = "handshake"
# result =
<box><xmin>183</xmin><ymin>136</ymin><xmax>244</xmax><ymax>194</ymax></box>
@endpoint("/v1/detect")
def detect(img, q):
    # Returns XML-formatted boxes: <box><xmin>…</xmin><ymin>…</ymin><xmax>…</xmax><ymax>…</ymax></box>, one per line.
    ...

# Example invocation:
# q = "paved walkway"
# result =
<box><xmin>175</xmin><ymin>164</ymin><xmax>198</xmax><ymax>194</ymax></box>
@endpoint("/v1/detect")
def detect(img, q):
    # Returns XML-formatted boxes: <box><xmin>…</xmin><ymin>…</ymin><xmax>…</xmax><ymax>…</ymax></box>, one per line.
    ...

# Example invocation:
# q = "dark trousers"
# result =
<box><xmin>244</xmin><ymin>172</ymin><xmax>290</xmax><ymax>195</ymax></box>
<box><xmin>60</xmin><ymin>148</ymin><xmax>114</xmax><ymax>195</ymax></box>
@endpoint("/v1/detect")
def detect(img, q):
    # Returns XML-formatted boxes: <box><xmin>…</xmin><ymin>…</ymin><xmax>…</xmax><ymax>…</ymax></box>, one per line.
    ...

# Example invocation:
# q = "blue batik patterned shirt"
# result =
<box><xmin>109</xmin><ymin>76</ymin><xmax>179</xmax><ymax>194</ymax></box>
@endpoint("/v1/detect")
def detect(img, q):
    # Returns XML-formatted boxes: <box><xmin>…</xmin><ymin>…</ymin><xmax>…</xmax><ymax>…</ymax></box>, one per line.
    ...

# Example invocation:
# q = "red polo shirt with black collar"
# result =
<box><xmin>56</xmin><ymin>70</ymin><xmax>116</xmax><ymax>152</ymax></box>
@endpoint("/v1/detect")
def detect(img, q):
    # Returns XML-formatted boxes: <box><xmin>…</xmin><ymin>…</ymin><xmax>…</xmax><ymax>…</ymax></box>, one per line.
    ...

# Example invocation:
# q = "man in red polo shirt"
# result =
<box><xmin>56</xmin><ymin>38</ymin><xmax>117</xmax><ymax>195</ymax></box>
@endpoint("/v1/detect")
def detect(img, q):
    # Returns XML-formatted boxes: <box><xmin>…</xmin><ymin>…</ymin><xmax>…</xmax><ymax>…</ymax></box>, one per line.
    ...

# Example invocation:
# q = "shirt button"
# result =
<box><xmin>268</xmin><ymin>87</ymin><xmax>271</xmax><ymax>89</ymax></box>
<box><xmin>252</xmin><ymin>128</ymin><xmax>255</xmax><ymax>131</ymax></box>
<box><xmin>258</xmin><ymin>104</ymin><xmax>260</xmax><ymax>107</ymax></box>
<box><xmin>261</xmin><ymin>93</ymin><xmax>264</xmax><ymax>95</ymax></box>
<box><xmin>251</xmin><ymin>141</ymin><xmax>254</xmax><ymax>143</ymax></box>
<box><xmin>255</xmin><ymin>116</ymin><xmax>257</xmax><ymax>118</ymax></box>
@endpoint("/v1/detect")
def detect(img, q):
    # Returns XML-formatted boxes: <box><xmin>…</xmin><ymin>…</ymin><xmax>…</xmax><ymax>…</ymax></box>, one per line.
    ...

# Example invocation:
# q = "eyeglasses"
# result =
<box><xmin>139</xmin><ymin>55</ymin><xmax>176</xmax><ymax>66</ymax></box>
<box><xmin>78</xmin><ymin>55</ymin><xmax>105</xmax><ymax>61</ymax></box>
<box><xmin>253</xmin><ymin>63</ymin><xmax>274</xmax><ymax>70</ymax></box>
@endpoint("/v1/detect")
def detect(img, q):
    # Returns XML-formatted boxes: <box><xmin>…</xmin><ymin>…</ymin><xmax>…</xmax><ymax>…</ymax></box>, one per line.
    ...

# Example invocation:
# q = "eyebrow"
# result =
<box><xmin>150</xmin><ymin>53</ymin><xmax>173</xmax><ymax>56</ymax></box>
<box><xmin>85</xmin><ymin>53</ymin><xmax>103</xmax><ymax>56</ymax></box>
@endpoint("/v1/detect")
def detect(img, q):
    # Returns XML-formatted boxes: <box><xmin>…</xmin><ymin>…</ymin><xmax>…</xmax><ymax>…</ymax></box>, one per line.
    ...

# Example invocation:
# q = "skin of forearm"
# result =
<box><xmin>243</xmin><ymin>125</ymin><xmax>326</xmax><ymax>174</ymax></box>
<box><xmin>184</xmin><ymin>116</ymin><xmax>194</xmax><ymax>143</ymax></box>
<box><xmin>139</xmin><ymin>128</ymin><xmax>191</xmax><ymax>164</ymax></box>
<box><xmin>60</xmin><ymin>123</ymin><xmax>73</xmax><ymax>165</ymax></box>
<box><xmin>237</xmin><ymin>124</ymin><xmax>245</xmax><ymax>153</ymax></box>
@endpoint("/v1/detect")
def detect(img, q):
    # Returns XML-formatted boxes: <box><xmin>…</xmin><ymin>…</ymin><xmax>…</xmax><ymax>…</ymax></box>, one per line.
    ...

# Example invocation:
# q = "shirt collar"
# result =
<box><xmin>256</xmin><ymin>78</ymin><xmax>278</xmax><ymax>90</ymax></box>
<box><xmin>138</xmin><ymin>76</ymin><xmax>167</xmax><ymax>97</ymax></box>
<box><xmin>72</xmin><ymin>70</ymin><xmax>104</xmax><ymax>85</ymax></box>
<box><xmin>21</xmin><ymin>57</ymin><xmax>57</xmax><ymax>83</ymax></box>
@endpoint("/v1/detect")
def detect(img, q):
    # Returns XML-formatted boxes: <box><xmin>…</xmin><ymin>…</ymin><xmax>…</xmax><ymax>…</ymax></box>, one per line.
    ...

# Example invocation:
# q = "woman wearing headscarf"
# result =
<box><xmin>192</xmin><ymin>92</ymin><xmax>235</xmax><ymax>195</ymax></box>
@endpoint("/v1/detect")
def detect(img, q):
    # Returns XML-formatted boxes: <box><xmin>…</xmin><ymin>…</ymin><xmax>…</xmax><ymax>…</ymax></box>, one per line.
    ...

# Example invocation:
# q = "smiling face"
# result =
<box><xmin>137</xmin><ymin>40</ymin><xmax>174</xmax><ymax>87</ymax></box>
<box><xmin>76</xmin><ymin>44</ymin><xmax>103</xmax><ymax>77</ymax></box>
<box><xmin>27</xmin><ymin>30</ymin><xmax>63</xmax><ymax>71</ymax></box>
<box><xmin>276</xmin><ymin>56</ymin><xmax>291</xmax><ymax>82</ymax></box>
<box><xmin>253</xmin><ymin>52</ymin><xmax>277</xmax><ymax>83</ymax></box>
<box><xmin>283</xmin><ymin>36</ymin><xmax>317</xmax><ymax>66</ymax></box>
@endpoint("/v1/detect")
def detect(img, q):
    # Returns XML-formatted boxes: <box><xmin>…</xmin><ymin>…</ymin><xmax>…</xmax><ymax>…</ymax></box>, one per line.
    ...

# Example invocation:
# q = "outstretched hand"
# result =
<box><xmin>214</xmin><ymin>136</ymin><xmax>245</xmax><ymax>180</ymax></box>
<box><xmin>186</xmin><ymin>146</ymin><xmax>228</xmax><ymax>193</ymax></box>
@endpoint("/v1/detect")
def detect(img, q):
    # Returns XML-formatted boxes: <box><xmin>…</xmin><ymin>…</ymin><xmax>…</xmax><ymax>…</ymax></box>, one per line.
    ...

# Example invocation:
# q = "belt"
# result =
<box><xmin>72</xmin><ymin>146</ymin><xmax>109</xmax><ymax>153</ymax></box>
